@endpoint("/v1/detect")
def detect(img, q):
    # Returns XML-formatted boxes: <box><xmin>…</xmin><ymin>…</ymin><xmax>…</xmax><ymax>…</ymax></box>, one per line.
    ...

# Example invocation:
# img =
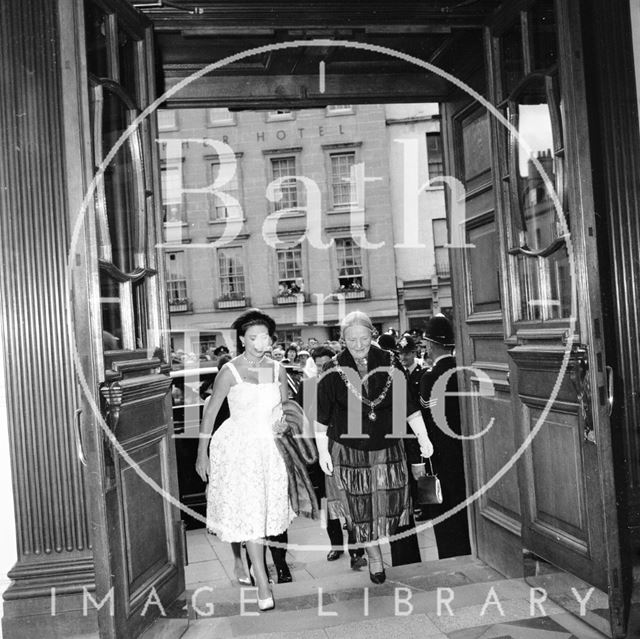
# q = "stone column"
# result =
<box><xmin>0</xmin><ymin>1</ymin><xmax>97</xmax><ymax>636</ymax></box>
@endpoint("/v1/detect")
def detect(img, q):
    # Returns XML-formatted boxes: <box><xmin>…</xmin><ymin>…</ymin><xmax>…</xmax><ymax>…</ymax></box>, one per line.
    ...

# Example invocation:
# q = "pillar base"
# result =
<box><xmin>3</xmin><ymin>555</ymin><xmax>99</xmax><ymax>639</ymax></box>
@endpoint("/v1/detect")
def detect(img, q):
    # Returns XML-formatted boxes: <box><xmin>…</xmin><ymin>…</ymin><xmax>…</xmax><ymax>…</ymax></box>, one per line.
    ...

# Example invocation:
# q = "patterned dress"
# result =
<box><xmin>206</xmin><ymin>362</ymin><xmax>295</xmax><ymax>542</ymax></box>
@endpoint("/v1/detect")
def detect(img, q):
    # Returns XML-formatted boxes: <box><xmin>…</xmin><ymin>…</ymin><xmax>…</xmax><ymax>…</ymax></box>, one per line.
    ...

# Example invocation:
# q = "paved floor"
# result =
<box><xmin>150</xmin><ymin>514</ymin><xmax>610</xmax><ymax>639</ymax></box>
<box><xmin>184</xmin><ymin>509</ymin><xmax>439</xmax><ymax>592</ymax></box>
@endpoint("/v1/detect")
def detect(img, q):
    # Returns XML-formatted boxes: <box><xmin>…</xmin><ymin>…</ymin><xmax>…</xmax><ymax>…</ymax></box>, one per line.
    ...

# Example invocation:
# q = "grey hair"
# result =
<box><xmin>340</xmin><ymin>310</ymin><xmax>375</xmax><ymax>338</ymax></box>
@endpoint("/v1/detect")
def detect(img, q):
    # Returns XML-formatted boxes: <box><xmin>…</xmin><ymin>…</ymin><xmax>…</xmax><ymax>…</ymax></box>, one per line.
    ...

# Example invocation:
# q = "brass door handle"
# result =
<box><xmin>74</xmin><ymin>408</ymin><xmax>87</xmax><ymax>467</ymax></box>
<box><xmin>606</xmin><ymin>365</ymin><xmax>614</xmax><ymax>417</ymax></box>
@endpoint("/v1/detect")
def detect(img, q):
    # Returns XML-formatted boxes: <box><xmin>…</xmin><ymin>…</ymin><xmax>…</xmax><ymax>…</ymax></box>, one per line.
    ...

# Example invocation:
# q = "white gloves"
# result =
<box><xmin>315</xmin><ymin>430</ymin><xmax>333</xmax><ymax>475</ymax></box>
<box><xmin>407</xmin><ymin>412</ymin><xmax>434</xmax><ymax>458</ymax></box>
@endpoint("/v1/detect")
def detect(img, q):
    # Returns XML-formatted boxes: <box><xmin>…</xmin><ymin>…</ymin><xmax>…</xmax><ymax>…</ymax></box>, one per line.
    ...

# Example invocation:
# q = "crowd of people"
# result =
<box><xmin>172</xmin><ymin>330</ymin><xmax>433</xmax><ymax>378</ymax></box>
<box><xmin>192</xmin><ymin>308</ymin><xmax>470</xmax><ymax>612</ymax></box>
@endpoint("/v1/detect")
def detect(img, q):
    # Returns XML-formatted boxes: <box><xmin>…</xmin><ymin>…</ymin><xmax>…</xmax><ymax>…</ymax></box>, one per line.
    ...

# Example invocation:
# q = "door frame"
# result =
<box><xmin>59</xmin><ymin>1</ymin><xmax>185</xmax><ymax>637</ymax></box>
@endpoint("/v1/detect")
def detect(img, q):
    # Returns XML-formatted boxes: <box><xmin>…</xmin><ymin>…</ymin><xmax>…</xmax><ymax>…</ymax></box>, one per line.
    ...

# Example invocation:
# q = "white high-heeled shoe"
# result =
<box><xmin>258</xmin><ymin>594</ymin><xmax>275</xmax><ymax>611</ymax></box>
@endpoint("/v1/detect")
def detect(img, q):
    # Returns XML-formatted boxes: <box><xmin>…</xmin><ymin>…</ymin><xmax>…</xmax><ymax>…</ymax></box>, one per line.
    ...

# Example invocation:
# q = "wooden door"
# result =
<box><xmin>444</xmin><ymin>0</ymin><xmax>624</xmax><ymax>633</ymax></box>
<box><xmin>67</xmin><ymin>1</ymin><xmax>186</xmax><ymax>637</ymax></box>
<box><xmin>443</xmin><ymin>94</ymin><xmax>524</xmax><ymax>577</ymax></box>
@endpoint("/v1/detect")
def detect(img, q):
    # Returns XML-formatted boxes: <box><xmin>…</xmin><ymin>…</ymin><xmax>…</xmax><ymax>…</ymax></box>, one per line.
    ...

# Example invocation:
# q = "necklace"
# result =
<box><xmin>335</xmin><ymin>351</ymin><xmax>394</xmax><ymax>421</ymax></box>
<box><xmin>242</xmin><ymin>352</ymin><xmax>265</xmax><ymax>366</ymax></box>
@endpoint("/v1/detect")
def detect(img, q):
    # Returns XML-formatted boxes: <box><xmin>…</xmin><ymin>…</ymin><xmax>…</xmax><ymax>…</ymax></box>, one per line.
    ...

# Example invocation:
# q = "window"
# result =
<box><xmin>277</xmin><ymin>247</ymin><xmax>304</xmax><ymax>296</ymax></box>
<box><xmin>198</xmin><ymin>333</ymin><xmax>218</xmax><ymax>354</ymax></box>
<box><xmin>209</xmin><ymin>159</ymin><xmax>242</xmax><ymax>221</ymax></box>
<box><xmin>166</xmin><ymin>253</ymin><xmax>188</xmax><ymax>302</ymax></box>
<box><xmin>206</xmin><ymin>107</ymin><xmax>235</xmax><ymax>126</ymax></box>
<box><xmin>335</xmin><ymin>238</ymin><xmax>364</xmax><ymax>290</ymax></box>
<box><xmin>493</xmin><ymin>5</ymin><xmax>568</xmax><ymax>323</ymax></box>
<box><xmin>326</xmin><ymin>105</ymin><xmax>354</xmax><ymax>115</ymax></box>
<box><xmin>218</xmin><ymin>247</ymin><xmax>246</xmax><ymax>299</ymax></box>
<box><xmin>281</xmin><ymin>328</ymin><xmax>302</xmax><ymax>344</ymax></box>
<box><xmin>330</xmin><ymin>152</ymin><xmax>356</xmax><ymax>207</ymax></box>
<box><xmin>432</xmin><ymin>219</ymin><xmax>450</xmax><ymax>278</ymax></box>
<box><xmin>266</xmin><ymin>109</ymin><xmax>295</xmax><ymax>121</ymax></box>
<box><xmin>161</xmin><ymin>164</ymin><xmax>184</xmax><ymax>222</ymax></box>
<box><xmin>426</xmin><ymin>132</ymin><xmax>444</xmax><ymax>180</ymax></box>
<box><xmin>270</xmin><ymin>156</ymin><xmax>298</xmax><ymax>210</ymax></box>
<box><xmin>157</xmin><ymin>109</ymin><xmax>178</xmax><ymax>131</ymax></box>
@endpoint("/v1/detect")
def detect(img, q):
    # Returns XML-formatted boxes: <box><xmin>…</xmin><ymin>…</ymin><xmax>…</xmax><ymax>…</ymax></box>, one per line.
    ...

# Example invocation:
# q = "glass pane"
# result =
<box><xmin>501</xmin><ymin>18</ymin><xmax>524</xmax><ymax>97</ymax></box>
<box><xmin>207</xmin><ymin>108</ymin><xmax>235</xmax><ymax>126</ymax></box>
<box><xmin>546</xmin><ymin>248</ymin><xmax>571</xmax><ymax>319</ymax></box>
<box><xmin>85</xmin><ymin>3</ymin><xmax>109</xmax><ymax>78</ymax></box>
<box><xmin>133</xmin><ymin>279</ymin><xmax>148</xmax><ymax>349</ymax></box>
<box><xmin>531</xmin><ymin>0</ymin><xmax>557</xmax><ymax>71</ymax></box>
<box><xmin>158</xmin><ymin>109</ymin><xmax>178</xmax><ymax>131</ymax></box>
<box><xmin>100</xmin><ymin>273</ymin><xmax>123</xmax><ymax>350</ymax></box>
<box><xmin>331</xmin><ymin>153</ymin><xmax>356</xmax><ymax>206</ymax></box>
<box><xmin>516</xmin><ymin>247</ymin><xmax>570</xmax><ymax>321</ymax></box>
<box><xmin>336</xmin><ymin>239</ymin><xmax>363</xmax><ymax>289</ymax></box>
<box><xmin>467</xmin><ymin>220</ymin><xmax>501</xmax><ymax>313</ymax></box>
<box><xmin>209</xmin><ymin>162</ymin><xmax>241</xmax><ymax>220</ymax></box>
<box><xmin>515</xmin><ymin>80</ymin><xmax>558</xmax><ymax>251</ymax></box>
<box><xmin>218</xmin><ymin>248</ymin><xmax>245</xmax><ymax>298</ymax></box>
<box><xmin>102</xmin><ymin>88</ymin><xmax>139</xmax><ymax>272</ymax></box>
<box><xmin>118</xmin><ymin>25</ymin><xmax>140</xmax><ymax>102</ymax></box>
<box><xmin>277</xmin><ymin>248</ymin><xmax>303</xmax><ymax>295</ymax></box>
<box><xmin>426</xmin><ymin>132</ymin><xmax>444</xmax><ymax>180</ymax></box>
<box><xmin>517</xmin><ymin>254</ymin><xmax>542</xmax><ymax>321</ymax></box>
<box><xmin>461</xmin><ymin>111</ymin><xmax>491</xmax><ymax>183</ymax></box>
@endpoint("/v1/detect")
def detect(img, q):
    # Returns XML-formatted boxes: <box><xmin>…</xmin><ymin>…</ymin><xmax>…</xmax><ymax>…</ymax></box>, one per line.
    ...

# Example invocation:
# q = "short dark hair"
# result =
<box><xmin>311</xmin><ymin>346</ymin><xmax>335</xmax><ymax>362</ymax></box>
<box><xmin>230</xmin><ymin>308</ymin><xmax>277</xmax><ymax>353</ymax></box>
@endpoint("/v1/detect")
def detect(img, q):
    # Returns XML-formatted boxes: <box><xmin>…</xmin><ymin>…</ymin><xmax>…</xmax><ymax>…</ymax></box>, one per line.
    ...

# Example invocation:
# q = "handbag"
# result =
<box><xmin>416</xmin><ymin>457</ymin><xmax>443</xmax><ymax>505</ymax></box>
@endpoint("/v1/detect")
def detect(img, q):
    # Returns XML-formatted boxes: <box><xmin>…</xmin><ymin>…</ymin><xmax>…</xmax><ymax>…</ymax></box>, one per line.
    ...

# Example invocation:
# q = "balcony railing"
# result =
<box><xmin>168</xmin><ymin>299</ymin><xmax>192</xmax><ymax>313</ymax></box>
<box><xmin>334</xmin><ymin>288</ymin><xmax>368</xmax><ymax>300</ymax></box>
<box><xmin>215</xmin><ymin>294</ymin><xmax>249</xmax><ymax>310</ymax></box>
<box><xmin>274</xmin><ymin>292</ymin><xmax>308</xmax><ymax>305</ymax></box>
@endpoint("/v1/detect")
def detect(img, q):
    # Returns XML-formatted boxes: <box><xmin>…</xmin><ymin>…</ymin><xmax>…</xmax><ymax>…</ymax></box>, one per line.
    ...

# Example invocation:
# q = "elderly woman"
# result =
<box><xmin>314</xmin><ymin>311</ymin><xmax>434</xmax><ymax>583</ymax></box>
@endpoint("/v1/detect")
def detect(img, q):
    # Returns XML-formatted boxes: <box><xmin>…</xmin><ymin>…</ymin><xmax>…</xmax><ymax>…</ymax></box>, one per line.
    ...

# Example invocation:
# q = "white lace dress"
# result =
<box><xmin>206</xmin><ymin>361</ymin><xmax>295</xmax><ymax>542</ymax></box>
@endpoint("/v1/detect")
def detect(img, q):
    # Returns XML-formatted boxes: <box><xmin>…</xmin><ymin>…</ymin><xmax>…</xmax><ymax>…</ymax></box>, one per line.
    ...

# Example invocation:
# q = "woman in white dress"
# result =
<box><xmin>195</xmin><ymin>309</ymin><xmax>295</xmax><ymax>611</ymax></box>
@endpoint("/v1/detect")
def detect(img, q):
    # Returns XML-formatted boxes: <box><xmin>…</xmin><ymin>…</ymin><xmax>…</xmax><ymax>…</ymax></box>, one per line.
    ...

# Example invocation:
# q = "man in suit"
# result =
<box><xmin>419</xmin><ymin>314</ymin><xmax>471</xmax><ymax>559</ymax></box>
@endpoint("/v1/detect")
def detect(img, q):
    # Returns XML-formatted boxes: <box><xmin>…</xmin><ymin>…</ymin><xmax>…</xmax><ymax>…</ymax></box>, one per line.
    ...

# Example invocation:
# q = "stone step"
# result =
<box><xmin>180</xmin><ymin>568</ymin><xmax>608</xmax><ymax>639</ymax></box>
<box><xmin>141</xmin><ymin>554</ymin><xmax>609</xmax><ymax>639</ymax></box>
<box><xmin>186</xmin><ymin>555</ymin><xmax>505</xmax><ymax>619</ymax></box>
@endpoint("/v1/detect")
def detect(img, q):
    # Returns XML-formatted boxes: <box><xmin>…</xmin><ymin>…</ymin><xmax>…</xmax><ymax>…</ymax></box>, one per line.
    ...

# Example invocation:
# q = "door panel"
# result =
<box><xmin>444</xmin><ymin>96</ymin><xmax>524</xmax><ymax>577</ymax></box>
<box><xmin>101</xmin><ymin>354</ymin><xmax>183</xmax><ymax>636</ymax></box>
<box><xmin>79</xmin><ymin>1</ymin><xmax>186</xmax><ymax>637</ymax></box>
<box><xmin>509</xmin><ymin>344</ymin><xmax>607</xmax><ymax>590</ymax></box>
<box><xmin>476</xmin><ymin>387</ymin><xmax>521</xmax><ymax>525</ymax></box>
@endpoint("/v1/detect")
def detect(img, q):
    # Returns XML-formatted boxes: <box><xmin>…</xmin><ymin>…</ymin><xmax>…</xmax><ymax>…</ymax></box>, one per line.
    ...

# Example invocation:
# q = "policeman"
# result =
<box><xmin>418</xmin><ymin>314</ymin><xmax>471</xmax><ymax>558</ymax></box>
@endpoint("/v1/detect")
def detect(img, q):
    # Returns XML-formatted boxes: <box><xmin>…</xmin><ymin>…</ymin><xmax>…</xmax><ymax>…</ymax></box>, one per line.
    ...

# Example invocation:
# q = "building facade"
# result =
<box><xmin>385</xmin><ymin>102</ymin><xmax>452</xmax><ymax>332</ymax></box>
<box><xmin>159</xmin><ymin>103</ymin><xmax>448</xmax><ymax>355</ymax></box>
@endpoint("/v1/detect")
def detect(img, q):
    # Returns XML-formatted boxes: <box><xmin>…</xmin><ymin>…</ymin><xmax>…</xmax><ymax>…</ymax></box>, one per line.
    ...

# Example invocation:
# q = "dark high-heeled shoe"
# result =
<box><xmin>275</xmin><ymin>562</ymin><xmax>292</xmax><ymax>584</ymax></box>
<box><xmin>369</xmin><ymin>569</ymin><xmax>386</xmax><ymax>584</ymax></box>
